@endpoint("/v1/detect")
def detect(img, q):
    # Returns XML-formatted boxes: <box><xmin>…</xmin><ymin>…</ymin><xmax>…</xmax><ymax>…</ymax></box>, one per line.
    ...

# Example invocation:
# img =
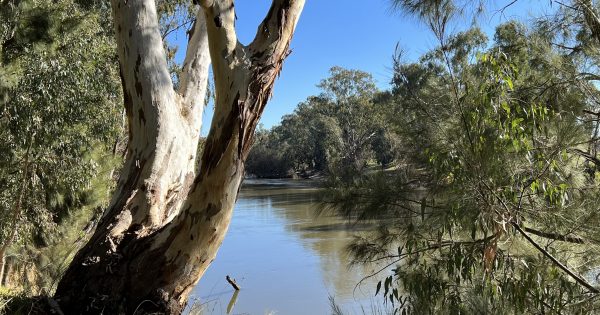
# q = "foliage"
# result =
<box><xmin>0</xmin><ymin>0</ymin><xmax>122</xmax><ymax>293</ymax></box>
<box><xmin>245</xmin><ymin>126</ymin><xmax>293</xmax><ymax>178</ymax></box>
<box><xmin>325</xmin><ymin>14</ymin><xmax>600</xmax><ymax>315</ymax></box>
<box><xmin>246</xmin><ymin>67</ymin><xmax>394</xmax><ymax>178</ymax></box>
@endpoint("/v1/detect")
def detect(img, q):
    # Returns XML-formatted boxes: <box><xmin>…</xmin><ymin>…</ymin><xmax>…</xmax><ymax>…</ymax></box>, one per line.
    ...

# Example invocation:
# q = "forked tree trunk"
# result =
<box><xmin>53</xmin><ymin>0</ymin><xmax>304</xmax><ymax>314</ymax></box>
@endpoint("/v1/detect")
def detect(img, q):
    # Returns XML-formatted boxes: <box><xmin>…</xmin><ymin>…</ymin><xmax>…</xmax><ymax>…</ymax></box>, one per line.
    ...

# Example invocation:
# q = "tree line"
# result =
<box><xmin>246</xmin><ymin>66</ymin><xmax>399</xmax><ymax>180</ymax></box>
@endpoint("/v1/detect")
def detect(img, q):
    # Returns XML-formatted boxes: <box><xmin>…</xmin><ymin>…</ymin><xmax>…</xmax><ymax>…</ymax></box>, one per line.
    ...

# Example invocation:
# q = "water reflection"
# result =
<box><xmin>187</xmin><ymin>179</ymin><xmax>385</xmax><ymax>315</ymax></box>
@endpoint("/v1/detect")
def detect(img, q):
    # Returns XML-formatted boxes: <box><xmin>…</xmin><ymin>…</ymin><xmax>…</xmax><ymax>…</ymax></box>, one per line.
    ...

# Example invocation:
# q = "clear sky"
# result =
<box><xmin>171</xmin><ymin>0</ymin><xmax>551</xmax><ymax>135</ymax></box>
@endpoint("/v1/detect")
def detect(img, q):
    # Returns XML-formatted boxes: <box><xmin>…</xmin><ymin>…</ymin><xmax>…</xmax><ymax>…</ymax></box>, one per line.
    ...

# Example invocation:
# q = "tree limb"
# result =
<box><xmin>577</xmin><ymin>0</ymin><xmax>600</xmax><ymax>45</ymax></box>
<box><xmin>178</xmin><ymin>6</ymin><xmax>211</xmax><ymax>127</ymax></box>
<box><xmin>522</xmin><ymin>226</ymin><xmax>585</xmax><ymax>244</ymax></box>
<box><xmin>199</xmin><ymin>0</ymin><xmax>238</xmax><ymax>83</ymax></box>
<box><xmin>568</xmin><ymin>148</ymin><xmax>600</xmax><ymax>167</ymax></box>
<box><xmin>250</xmin><ymin>0</ymin><xmax>305</xmax><ymax>57</ymax></box>
<box><xmin>480</xmin><ymin>180</ymin><xmax>599</xmax><ymax>293</ymax></box>
<box><xmin>513</xmin><ymin>222</ymin><xmax>599</xmax><ymax>293</ymax></box>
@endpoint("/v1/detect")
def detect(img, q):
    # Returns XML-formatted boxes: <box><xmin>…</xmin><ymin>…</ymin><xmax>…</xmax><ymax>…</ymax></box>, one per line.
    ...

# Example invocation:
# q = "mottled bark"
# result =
<box><xmin>54</xmin><ymin>0</ymin><xmax>303</xmax><ymax>314</ymax></box>
<box><xmin>54</xmin><ymin>0</ymin><xmax>210</xmax><ymax>312</ymax></box>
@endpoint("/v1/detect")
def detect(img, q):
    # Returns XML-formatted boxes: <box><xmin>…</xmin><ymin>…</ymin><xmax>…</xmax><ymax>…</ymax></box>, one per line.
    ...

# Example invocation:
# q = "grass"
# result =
<box><xmin>0</xmin><ymin>287</ymin><xmax>37</xmax><ymax>315</ymax></box>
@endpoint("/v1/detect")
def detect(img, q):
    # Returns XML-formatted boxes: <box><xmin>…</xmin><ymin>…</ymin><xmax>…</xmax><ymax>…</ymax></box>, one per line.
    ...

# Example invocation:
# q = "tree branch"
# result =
<box><xmin>568</xmin><ymin>148</ymin><xmax>600</xmax><ymax>167</ymax></box>
<box><xmin>480</xmin><ymin>180</ymin><xmax>599</xmax><ymax>293</ymax></box>
<box><xmin>199</xmin><ymin>0</ymin><xmax>238</xmax><ymax>83</ymax></box>
<box><xmin>577</xmin><ymin>0</ymin><xmax>600</xmax><ymax>45</ymax></box>
<box><xmin>178</xmin><ymin>6</ymin><xmax>211</xmax><ymax>126</ymax></box>
<box><xmin>513</xmin><ymin>222</ymin><xmax>599</xmax><ymax>293</ymax></box>
<box><xmin>522</xmin><ymin>226</ymin><xmax>585</xmax><ymax>244</ymax></box>
<box><xmin>111</xmin><ymin>0</ymin><xmax>177</xmax><ymax>110</ymax></box>
<box><xmin>249</xmin><ymin>0</ymin><xmax>305</xmax><ymax>58</ymax></box>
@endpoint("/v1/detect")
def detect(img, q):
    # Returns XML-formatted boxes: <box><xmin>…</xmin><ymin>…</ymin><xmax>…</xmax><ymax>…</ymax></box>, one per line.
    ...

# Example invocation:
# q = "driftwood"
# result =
<box><xmin>225</xmin><ymin>275</ymin><xmax>240</xmax><ymax>290</ymax></box>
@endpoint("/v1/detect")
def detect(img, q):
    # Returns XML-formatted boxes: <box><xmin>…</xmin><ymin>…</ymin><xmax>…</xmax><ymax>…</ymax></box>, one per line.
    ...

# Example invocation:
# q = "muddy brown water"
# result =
<box><xmin>186</xmin><ymin>179</ymin><xmax>389</xmax><ymax>315</ymax></box>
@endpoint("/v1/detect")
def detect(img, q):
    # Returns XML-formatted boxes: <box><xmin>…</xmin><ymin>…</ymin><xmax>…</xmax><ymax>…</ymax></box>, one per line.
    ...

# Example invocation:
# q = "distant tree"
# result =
<box><xmin>248</xmin><ymin>67</ymin><xmax>383</xmax><ymax>179</ymax></box>
<box><xmin>245</xmin><ymin>126</ymin><xmax>292</xmax><ymax>178</ymax></box>
<box><xmin>371</xmin><ymin>128</ymin><xmax>397</xmax><ymax>168</ymax></box>
<box><xmin>317</xmin><ymin>67</ymin><xmax>379</xmax><ymax>178</ymax></box>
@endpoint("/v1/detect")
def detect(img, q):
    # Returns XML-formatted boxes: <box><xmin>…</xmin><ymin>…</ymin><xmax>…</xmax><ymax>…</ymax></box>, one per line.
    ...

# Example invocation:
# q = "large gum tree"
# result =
<box><xmin>53</xmin><ymin>0</ymin><xmax>304</xmax><ymax>313</ymax></box>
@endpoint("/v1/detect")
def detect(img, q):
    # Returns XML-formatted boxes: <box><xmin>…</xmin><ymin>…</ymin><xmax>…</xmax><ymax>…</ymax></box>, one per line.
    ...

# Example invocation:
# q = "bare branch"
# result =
<box><xmin>249</xmin><ymin>0</ymin><xmax>305</xmax><ymax>58</ymax></box>
<box><xmin>199</xmin><ymin>0</ymin><xmax>238</xmax><ymax>81</ymax></box>
<box><xmin>522</xmin><ymin>226</ymin><xmax>585</xmax><ymax>244</ymax></box>
<box><xmin>514</xmin><ymin>222</ymin><xmax>599</xmax><ymax>293</ymax></box>
<box><xmin>178</xmin><ymin>7</ymin><xmax>211</xmax><ymax>124</ymax></box>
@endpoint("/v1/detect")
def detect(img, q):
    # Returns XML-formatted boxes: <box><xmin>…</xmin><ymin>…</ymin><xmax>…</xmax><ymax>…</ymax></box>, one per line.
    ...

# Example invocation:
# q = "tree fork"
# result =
<box><xmin>54</xmin><ymin>0</ymin><xmax>304</xmax><ymax>314</ymax></box>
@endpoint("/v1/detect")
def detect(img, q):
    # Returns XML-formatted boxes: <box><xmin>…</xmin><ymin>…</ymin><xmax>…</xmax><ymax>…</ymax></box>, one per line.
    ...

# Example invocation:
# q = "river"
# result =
<box><xmin>185</xmin><ymin>179</ymin><xmax>389</xmax><ymax>315</ymax></box>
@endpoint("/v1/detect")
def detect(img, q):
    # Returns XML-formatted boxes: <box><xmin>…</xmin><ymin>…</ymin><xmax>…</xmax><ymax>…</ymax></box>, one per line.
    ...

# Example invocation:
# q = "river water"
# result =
<box><xmin>186</xmin><ymin>179</ymin><xmax>387</xmax><ymax>315</ymax></box>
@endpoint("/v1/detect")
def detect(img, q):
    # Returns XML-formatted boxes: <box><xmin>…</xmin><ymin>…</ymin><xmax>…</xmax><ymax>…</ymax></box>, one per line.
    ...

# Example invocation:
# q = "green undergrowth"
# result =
<box><xmin>0</xmin><ymin>287</ymin><xmax>37</xmax><ymax>315</ymax></box>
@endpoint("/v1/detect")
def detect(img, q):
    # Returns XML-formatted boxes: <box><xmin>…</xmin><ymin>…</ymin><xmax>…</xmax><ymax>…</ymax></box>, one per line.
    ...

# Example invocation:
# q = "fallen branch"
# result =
<box><xmin>226</xmin><ymin>275</ymin><xmax>240</xmax><ymax>291</ymax></box>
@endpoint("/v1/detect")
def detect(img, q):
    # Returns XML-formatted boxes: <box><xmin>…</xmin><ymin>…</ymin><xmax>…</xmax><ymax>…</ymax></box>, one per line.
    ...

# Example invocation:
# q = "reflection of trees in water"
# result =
<box><xmin>240</xmin><ymin>182</ymin><xmax>382</xmax><ymax>302</ymax></box>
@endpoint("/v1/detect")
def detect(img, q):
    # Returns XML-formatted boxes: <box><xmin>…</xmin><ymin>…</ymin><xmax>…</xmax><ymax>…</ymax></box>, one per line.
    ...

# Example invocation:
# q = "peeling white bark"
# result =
<box><xmin>55</xmin><ymin>1</ymin><xmax>304</xmax><ymax>313</ymax></box>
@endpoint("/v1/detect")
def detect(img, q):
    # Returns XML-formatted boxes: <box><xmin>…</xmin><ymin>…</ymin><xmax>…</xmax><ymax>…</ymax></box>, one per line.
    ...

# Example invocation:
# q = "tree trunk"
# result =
<box><xmin>54</xmin><ymin>0</ymin><xmax>304</xmax><ymax>314</ymax></box>
<box><xmin>0</xmin><ymin>249</ymin><xmax>5</xmax><ymax>286</ymax></box>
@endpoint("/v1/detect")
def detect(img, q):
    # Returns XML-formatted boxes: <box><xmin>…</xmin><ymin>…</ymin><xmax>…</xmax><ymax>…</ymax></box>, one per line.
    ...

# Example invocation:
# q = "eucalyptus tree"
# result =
<box><xmin>53</xmin><ymin>0</ymin><xmax>305</xmax><ymax>313</ymax></box>
<box><xmin>0</xmin><ymin>0</ymin><xmax>121</xmax><ymax>289</ymax></box>
<box><xmin>317</xmin><ymin>67</ymin><xmax>380</xmax><ymax>179</ymax></box>
<box><xmin>245</xmin><ymin>125</ymin><xmax>292</xmax><ymax>178</ymax></box>
<box><xmin>251</xmin><ymin>67</ymin><xmax>382</xmax><ymax>178</ymax></box>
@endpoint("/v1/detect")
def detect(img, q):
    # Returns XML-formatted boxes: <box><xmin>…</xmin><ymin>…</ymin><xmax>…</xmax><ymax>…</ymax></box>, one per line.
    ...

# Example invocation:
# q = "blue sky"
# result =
<box><xmin>171</xmin><ymin>0</ymin><xmax>552</xmax><ymax>134</ymax></box>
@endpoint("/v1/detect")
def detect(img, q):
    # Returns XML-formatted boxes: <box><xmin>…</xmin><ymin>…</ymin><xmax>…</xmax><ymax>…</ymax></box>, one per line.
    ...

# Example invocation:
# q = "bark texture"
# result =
<box><xmin>54</xmin><ymin>0</ymin><xmax>304</xmax><ymax>314</ymax></box>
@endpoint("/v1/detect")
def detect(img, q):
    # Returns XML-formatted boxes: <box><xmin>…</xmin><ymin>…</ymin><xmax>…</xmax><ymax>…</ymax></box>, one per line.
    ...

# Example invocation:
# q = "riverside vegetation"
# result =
<box><xmin>3</xmin><ymin>0</ymin><xmax>600</xmax><ymax>314</ymax></box>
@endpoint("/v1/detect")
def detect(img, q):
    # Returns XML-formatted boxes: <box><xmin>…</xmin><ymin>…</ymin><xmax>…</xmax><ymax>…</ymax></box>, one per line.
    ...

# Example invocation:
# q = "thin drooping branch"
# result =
<box><xmin>513</xmin><ymin>222</ymin><xmax>599</xmax><ymax>293</ymax></box>
<box><xmin>351</xmin><ymin>236</ymin><xmax>496</xmax><ymax>295</ymax></box>
<box><xmin>481</xmin><ymin>181</ymin><xmax>599</xmax><ymax>293</ymax></box>
<box><xmin>522</xmin><ymin>226</ymin><xmax>585</xmax><ymax>244</ymax></box>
